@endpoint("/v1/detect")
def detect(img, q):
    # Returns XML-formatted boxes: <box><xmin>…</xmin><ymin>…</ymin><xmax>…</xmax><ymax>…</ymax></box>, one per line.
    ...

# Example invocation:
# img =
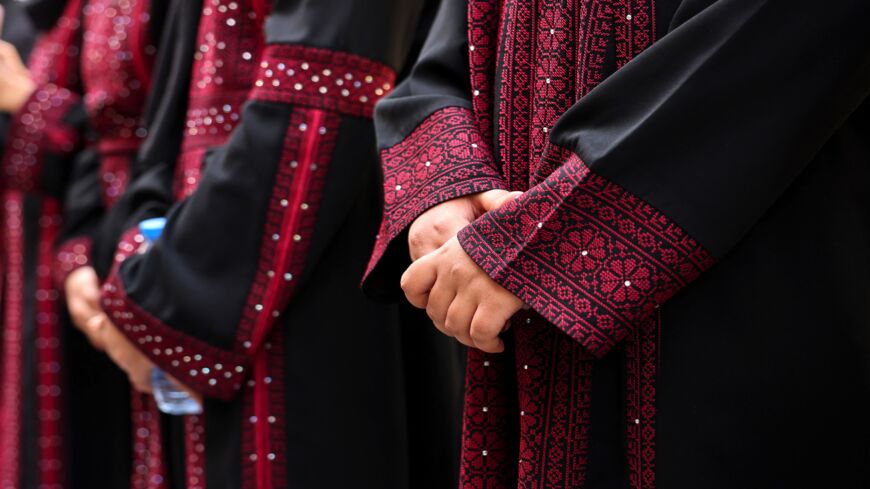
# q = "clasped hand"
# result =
<box><xmin>65</xmin><ymin>266</ymin><xmax>199</xmax><ymax>402</ymax></box>
<box><xmin>401</xmin><ymin>190</ymin><xmax>525</xmax><ymax>353</ymax></box>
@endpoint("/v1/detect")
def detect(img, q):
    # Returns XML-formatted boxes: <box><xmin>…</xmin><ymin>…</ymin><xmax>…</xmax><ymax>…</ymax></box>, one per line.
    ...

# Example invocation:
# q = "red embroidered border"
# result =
<box><xmin>458</xmin><ymin>146</ymin><xmax>715</xmax><ymax>358</ymax></box>
<box><xmin>103</xmin><ymin>229</ymin><xmax>249</xmax><ymax>400</ymax></box>
<box><xmin>54</xmin><ymin>236</ymin><xmax>92</xmax><ymax>289</ymax></box>
<box><xmin>0</xmin><ymin>193</ymin><xmax>26</xmax><ymax>489</ymax></box>
<box><xmin>176</xmin><ymin>0</ymin><xmax>266</xmax><ymax>199</ymax></box>
<box><xmin>238</xmin><ymin>108</ymin><xmax>339</xmax><ymax>489</ymax></box>
<box><xmin>626</xmin><ymin>313</ymin><xmax>659</xmax><ymax>489</ymax></box>
<box><xmin>364</xmin><ymin>106</ymin><xmax>505</xmax><ymax>280</ymax></box>
<box><xmin>467</xmin><ymin>0</ymin><xmax>499</xmax><ymax>146</ymax></box>
<box><xmin>2</xmin><ymin>85</ymin><xmax>81</xmax><ymax>193</ymax></box>
<box><xmin>130</xmin><ymin>393</ymin><xmax>168</xmax><ymax>489</ymax></box>
<box><xmin>185</xmin><ymin>415</ymin><xmax>207</xmax><ymax>489</ymax></box>
<box><xmin>250</xmin><ymin>45</ymin><xmax>396</xmax><ymax>119</ymax></box>
<box><xmin>35</xmin><ymin>198</ymin><xmax>66</xmax><ymax>488</ymax></box>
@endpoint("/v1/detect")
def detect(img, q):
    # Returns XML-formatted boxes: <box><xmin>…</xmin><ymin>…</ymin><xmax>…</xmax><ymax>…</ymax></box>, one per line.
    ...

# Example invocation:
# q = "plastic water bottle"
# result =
<box><xmin>138</xmin><ymin>217</ymin><xmax>203</xmax><ymax>415</ymax></box>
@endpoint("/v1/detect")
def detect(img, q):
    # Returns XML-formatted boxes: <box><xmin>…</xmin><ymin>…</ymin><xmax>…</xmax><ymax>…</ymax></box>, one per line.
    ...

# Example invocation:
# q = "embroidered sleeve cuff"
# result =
<box><xmin>54</xmin><ymin>236</ymin><xmax>92</xmax><ymax>290</ymax></box>
<box><xmin>363</xmin><ymin>107</ymin><xmax>506</xmax><ymax>295</ymax></box>
<box><xmin>100</xmin><ymin>229</ymin><xmax>248</xmax><ymax>400</ymax></box>
<box><xmin>3</xmin><ymin>84</ymin><xmax>81</xmax><ymax>192</ymax></box>
<box><xmin>457</xmin><ymin>147</ymin><xmax>715</xmax><ymax>357</ymax></box>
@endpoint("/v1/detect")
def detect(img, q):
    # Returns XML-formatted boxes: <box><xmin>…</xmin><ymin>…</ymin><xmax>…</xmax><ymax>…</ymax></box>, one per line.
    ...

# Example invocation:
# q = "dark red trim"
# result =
<box><xmin>626</xmin><ymin>313</ymin><xmax>660</xmax><ymax>489</ymax></box>
<box><xmin>55</xmin><ymin>236</ymin><xmax>92</xmax><ymax>290</ymax></box>
<box><xmin>364</xmin><ymin>106</ymin><xmax>506</xmax><ymax>281</ymax></box>
<box><xmin>250</xmin><ymin>44</ymin><xmax>396</xmax><ymax>119</ymax></box>
<box><xmin>0</xmin><ymin>192</ymin><xmax>25</xmax><ymax>489</ymax></box>
<box><xmin>35</xmin><ymin>198</ymin><xmax>66</xmax><ymax>488</ymax></box>
<box><xmin>103</xmin><ymin>271</ymin><xmax>248</xmax><ymax>400</ymax></box>
<box><xmin>1</xmin><ymin>85</ymin><xmax>81</xmax><ymax>193</ymax></box>
<box><xmin>237</xmin><ymin>108</ymin><xmax>338</xmax><ymax>489</ymax></box>
<box><xmin>458</xmin><ymin>145</ymin><xmax>715</xmax><ymax>358</ymax></box>
<box><xmin>130</xmin><ymin>393</ymin><xmax>168</xmax><ymax>489</ymax></box>
<box><xmin>467</xmin><ymin>0</ymin><xmax>499</xmax><ymax>146</ymax></box>
<box><xmin>184</xmin><ymin>415</ymin><xmax>207</xmax><ymax>489</ymax></box>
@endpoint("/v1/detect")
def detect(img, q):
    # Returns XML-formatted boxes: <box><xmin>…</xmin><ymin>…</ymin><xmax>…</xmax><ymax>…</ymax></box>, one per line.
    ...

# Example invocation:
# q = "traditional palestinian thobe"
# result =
<box><xmin>99</xmin><ymin>1</ymin><xmax>453</xmax><ymax>488</ymax></box>
<box><xmin>51</xmin><ymin>0</ymin><xmax>183</xmax><ymax>486</ymax></box>
<box><xmin>0</xmin><ymin>0</ymin><xmax>172</xmax><ymax>487</ymax></box>
<box><xmin>364</xmin><ymin>0</ymin><xmax>870</xmax><ymax>487</ymax></box>
<box><xmin>0</xmin><ymin>2</ymin><xmax>86</xmax><ymax>487</ymax></box>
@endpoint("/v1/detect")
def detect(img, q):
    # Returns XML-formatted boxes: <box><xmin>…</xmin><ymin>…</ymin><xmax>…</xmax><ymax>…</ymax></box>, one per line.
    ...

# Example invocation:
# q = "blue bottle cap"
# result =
<box><xmin>139</xmin><ymin>217</ymin><xmax>167</xmax><ymax>242</ymax></box>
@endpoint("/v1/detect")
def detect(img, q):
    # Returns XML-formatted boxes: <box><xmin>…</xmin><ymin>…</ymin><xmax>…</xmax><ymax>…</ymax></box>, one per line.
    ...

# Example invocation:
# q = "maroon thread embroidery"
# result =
<box><xmin>54</xmin><ymin>235</ymin><xmax>92</xmax><ymax>288</ymax></box>
<box><xmin>175</xmin><ymin>0</ymin><xmax>266</xmax><ymax>199</ymax></box>
<box><xmin>102</xmin><ymin>254</ymin><xmax>249</xmax><ymax>400</ymax></box>
<box><xmin>365</xmin><ymin>106</ymin><xmax>505</xmax><ymax>279</ymax></box>
<box><xmin>35</xmin><ymin>199</ymin><xmax>66</xmax><ymax>489</ymax></box>
<box><xmin>130</xmin><ymin>393</ymin><xmax>168</xmax><ymax>489</ymax></box>
<box><xmin>1</xmin><ymin>85</ymin><xmax>81</xmax><ymax>193</ymax></box>
<box><xmin>238</xmin><ymin>107</ymin><xmax>339</xmax><ymax>489</ymax></box>
<box><xmin>495</xmin><ymin>0</ymin><xmax>535</xmax><ymax>191</ymax></box>
<box><xmin>626</xmin><ymin>313</ymin><xmax>659</xmax><ymax>489</ymax></box>
<box><xmin>459</xmin><ymin>146</ymin><xmax>714</xmax><ymax>357</ymax></box>
<box><xmin>185</xmin><ymin>415</ymin><xmax>207</xmax><ymax>489</ymax></box>
<box><xmin>468</xmin><ymin>0</ymin><xmax>500</xmax><ymax>146</ymax></box>
<box><xmin>459</xmin><ymin>348</ymin><xmax>517</xmax><ymax>489</ymax></box>
<box><xmin>514</xmin><ymin>317</ymin><xmax>594</xmax><ymax>489</ymax></box>
<box><xmin>0</xmin><ymin>193</ymin><xmax>26</xmax><ymax>489</ymax></box>
<box><xmin>250</xmin><ymin>45</ymin><xmax>396</xmax><ymax>119</ymax></box>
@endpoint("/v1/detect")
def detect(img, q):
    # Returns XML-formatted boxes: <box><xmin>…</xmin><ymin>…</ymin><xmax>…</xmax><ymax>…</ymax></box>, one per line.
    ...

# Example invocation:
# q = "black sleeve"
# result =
<box><xmin>455</xmin><ymin>0</ymin><xmax>870</xmax><ymax>357</ymax></box>
<box><xmin>90</xmin><ymin>0</ymin><xmax>203</xmax><ymax>278</ymax></box>
<box><xmin>362</xmin><ymin>0</ymin><xmax>507</xmax><ymax>298</ymax></box>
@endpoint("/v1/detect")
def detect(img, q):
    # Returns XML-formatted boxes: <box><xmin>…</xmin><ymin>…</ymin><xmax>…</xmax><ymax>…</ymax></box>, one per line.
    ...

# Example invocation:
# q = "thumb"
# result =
<box><xmin>476</xmin><ymin>189</ymin><xmax>523</xmax><ymax>213</ymax></box>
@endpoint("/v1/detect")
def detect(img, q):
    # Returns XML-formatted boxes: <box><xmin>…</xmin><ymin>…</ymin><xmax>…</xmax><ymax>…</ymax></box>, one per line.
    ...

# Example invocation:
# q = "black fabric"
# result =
<box><xmin>91</xmin><ymin>0</ymin><xmax>203</xmax><ymax>278</ymax></box>
<box><xmin>19</xmin><ymin>0</ymin><xmax>67</xmax><ymax>31</ymax></box>
<box><xmin>373</xmin><ymin>0</ymin><xmax>472</xmax><ymax>150</ymax></box>
<box><xmin>553</xmin><ymin>0</ymin><xmax>870</xmax><ymax>258</ymax></box>
<box><xmin>367</xmin><ymin>0</ymin><xmax>870</xmax><ymax>486</ymax></box>
<box><xmin>266</xmin><ymin>0</ymin><xmax>426</xmax><ymax>70</ymax></box>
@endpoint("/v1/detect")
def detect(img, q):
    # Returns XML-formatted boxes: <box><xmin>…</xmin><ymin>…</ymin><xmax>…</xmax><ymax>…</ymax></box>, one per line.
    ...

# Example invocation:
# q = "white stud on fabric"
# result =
<box><xmin>626</xmin><ymin>13</ymin><xmax>633</xmax><ymax>20</ymax></box>
<box><xmin>482</xmin><ymin>407</ymin><xmax>489</xmax><ymax>413</ymax></box>
<box><xmin>482</xmin><ymin>450</ymin><xmax>488</xmax><ymax>456</ymax></box>
<box><xmin>624</xmin><ymin>281</ymin><xmax>632</xmax><ymax>287</ymax></box>
<box><xmin>635</xmin><ymin>418</ymin><xmax>640</xmax><ymax>425</ymax></box>
<box><xmin>243</xmin><ymin>341</ymin><xmax>252</xmax><ymax>349</ymax></box>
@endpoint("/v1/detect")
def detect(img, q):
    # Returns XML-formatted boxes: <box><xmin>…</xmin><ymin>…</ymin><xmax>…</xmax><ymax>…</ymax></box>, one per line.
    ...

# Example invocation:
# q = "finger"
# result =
<box><xmin>475</xmin><ymin>189</ymin><xmax>524</xmax><ymax>213</ymax></box>
<box><xmin>425</xmin><ymin>276</ymin><xmax>456</xmax><ymax>333</ymax></box>
<box><xmin>400</xmin><ymin>256</ymin><xmax>438</xmax><ymax>308</ymax></box>
<box><xmin>408</xmin><ymin>215</ymin><xmax>469</xmax><ymax>261</ymax></box>
<box><xmin>470</xmin><ymin>305</ymin><xmax>508</xmax><ymax>353</ymax></box>
<box><xmin>444</xmin><ymin>295</ymin><xmax>476</xmax><ymax>347</ymax></box>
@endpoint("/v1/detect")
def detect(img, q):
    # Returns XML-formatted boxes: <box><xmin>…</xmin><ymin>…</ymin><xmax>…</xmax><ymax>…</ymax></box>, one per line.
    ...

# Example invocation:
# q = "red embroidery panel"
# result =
<box><xmin>130</xmin><ymin>393</ymin><xmax>168</xmax><ymax>489</ymax></box>
<box><xmin>0</xmin><ymin>193</ymin><xmax>26</xmax><ymax>489</ymax></box>
<box><xmin>102</xmin><ymin>274</ymin><xmax>249</xmax><ymax>400</ymax></box>
<box><xmin>185</xmin><ymin>415</ymin><xmax>207</xmax><ymax>489</ymax></box>
<box><xmin>1</xmin><ymin>85</ymin><xmax>81</xmax><ymax>193</ymax></box>
<box><xmin>54</xmin><ymin>236</ymin><xmax>93</xmax><ymax>289</ymax></box>
<box><xmin>626</xmin><ymin>314</ymin><xmax>660</xmax><ymax>489</ymax></box>
<box><xmin>514</xmin><ymin>318</ymin><xmax>593</xmax><ymax>489</ymax></box>
<box><xmin>250</xmin><ymin>45</ymin><xmax>396</xmax><ymax>119</ymax></box>
<box><xmin>236</xmin><ymin>107</ymin><xmax>339</xmax><ymax>489</ymax></box>
<box><xmin>175</xmin><ymin>0</ymin><xmax>267</xmax><ymax>199</ymax></box>
<box><xmin>365</xmin><ymin>107</ymin><xmax>506</xmax><ymax>279</ymax></box>
<box><xmin>34</xmin><ymin>199</ymin><xmax>66</xmax><ymax>489</ymax></box>
<box><xmin>459</xmin><ymin>146</ymin><xmax>714</xmax><ymax>357</ymax></box>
